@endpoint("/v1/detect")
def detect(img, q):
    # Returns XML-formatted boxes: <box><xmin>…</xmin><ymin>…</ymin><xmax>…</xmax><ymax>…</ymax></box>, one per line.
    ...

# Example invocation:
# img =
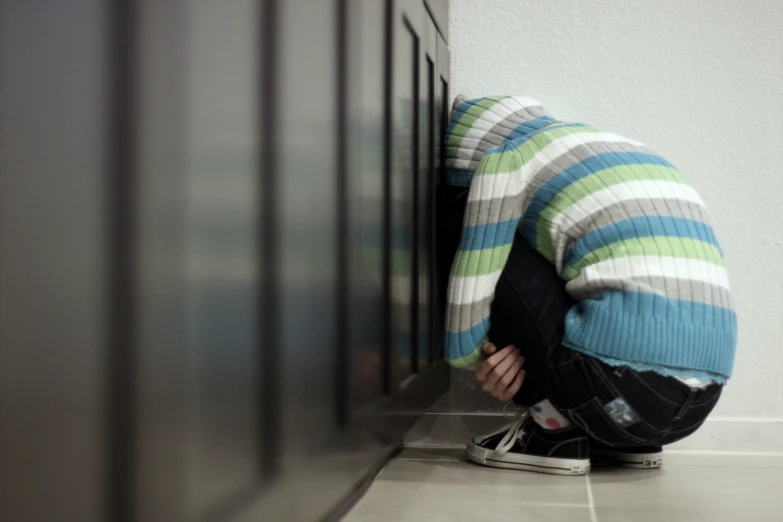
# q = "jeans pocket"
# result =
<box><xmin>659</xmin><ymin>418</ymin><xmax>708</xmax><ymax>446</ymax></box>
<box><xmin>569</xmin><ymin>397</ymin><xmax>647</xmax><ymax>447</ymax></box>
<box><xmin>660</xmin><ymin>387</ymin><xmax>722</xmax><ymax>445</ymax></box>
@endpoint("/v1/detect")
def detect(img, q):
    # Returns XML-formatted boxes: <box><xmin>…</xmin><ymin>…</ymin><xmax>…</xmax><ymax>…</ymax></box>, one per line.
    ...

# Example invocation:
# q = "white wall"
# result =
<box><xmin>449</xmin><ymin>0</ymin><xmax>783</xmax><ymax>421</ymax></box>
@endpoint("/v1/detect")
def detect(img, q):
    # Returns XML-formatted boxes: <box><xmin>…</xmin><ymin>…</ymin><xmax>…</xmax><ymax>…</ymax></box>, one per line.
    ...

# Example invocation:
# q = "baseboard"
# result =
<box><xmin>666</xmin><ymin>417</ymin><xmax>783</xmax><ymax>454</ymax></box>
<box><xmin>404</xmin><ymin>413</ymin><xmax>783</xmax><ymax>454</ymax></box>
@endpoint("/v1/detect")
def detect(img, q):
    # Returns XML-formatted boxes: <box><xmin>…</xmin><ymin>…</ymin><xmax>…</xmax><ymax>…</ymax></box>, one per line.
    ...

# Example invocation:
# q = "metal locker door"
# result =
<box><xmin>434</xmin><ymin>19</ymin><xmax>451</xmax><ymax>362</ymax></box>
<box><xmin>387</xmin><ymin>0</ymin><xmax>427</xmax><ymax>390</ymax></box>
<box><xmin>0</xmin><ymin>2</ymin><xmax>110</xmax><ymax>520</ymax></box>
<box><xmin>182</xmin><ymin>0</ymin><xmax>262</xmax><ymax>517</ymax></box>
<box><xmin>134</xmin><ymin>0</ymin><xmax>265</xmax><ymax>520</ymax></box>
<box><xmin>347</xmin><ymin>0</ymin><xmax>388</xmax><ymax>412</ymax></box>
<box><xmin>417</xmin><ymin>11</ymin><xmax>439</xmax><ymax>373</ymax></box>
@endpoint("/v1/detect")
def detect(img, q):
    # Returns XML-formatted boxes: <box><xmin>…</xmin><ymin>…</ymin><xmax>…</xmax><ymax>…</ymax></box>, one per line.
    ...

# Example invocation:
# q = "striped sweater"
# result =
<box><xmin>444</xmin><ymin>95</ymin><xmax>737</xmax><ymax>382</ymax></box>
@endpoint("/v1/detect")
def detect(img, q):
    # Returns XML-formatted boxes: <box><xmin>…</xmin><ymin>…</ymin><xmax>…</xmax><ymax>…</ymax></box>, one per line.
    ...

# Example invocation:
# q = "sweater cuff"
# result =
<box><xmin>447</xmin><ymin>347</ymin><xmax>484</xmax><ymax>370</ymax></box>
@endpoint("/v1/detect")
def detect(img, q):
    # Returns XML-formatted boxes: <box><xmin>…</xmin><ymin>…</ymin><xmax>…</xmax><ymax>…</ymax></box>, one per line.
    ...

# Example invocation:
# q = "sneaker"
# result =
<box><xmin>589</xmin><ymin>440</ymin><xmax>663</xmax><ymax>469</ymax></box>
<box><xmin>466</xmin><ymin>413</ymin><xmax>590</xmax><ymax>476</ymax></box>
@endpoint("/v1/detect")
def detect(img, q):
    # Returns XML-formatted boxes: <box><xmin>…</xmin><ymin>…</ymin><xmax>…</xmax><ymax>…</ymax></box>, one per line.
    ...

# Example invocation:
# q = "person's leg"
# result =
<box><xmin>447</xmin><ymin>209</ymin><xmax>721</xmax><ymax>473</ymax></box>
<box><xmin>442</xmin><ymin>183</ymin><xmax>580</xmax><ymax>427</ymax></box>
<box><xmin>548</xmin><ymin>352</ymin><xmax>722</xmax><ymax>467</ymax></box>
<box><xmin>487</xmin><ymin>230</ymin><xmax>577</xmax><ymax>408</ymax></box>
<box><xmin>486</xmin><ymin>231</ymin><xmax>721</xmax><ymax>451</ymax></box>
<box><xmin>443</xmin><ymin>186</ymin><xmax>566</xmax><ymax>415</ymax></box>
<box><xmin>463</xmin><ymin>231</ymin><xmax>591</xmax><ymax>475</ymax></box>
<box><xmin>465</xmin><ymin>228</ymin><xmax>713</xmax><ymax>473</ymax></box>
<box><xmin>446</xmin><ymin>188</ymin><xmax>709</xmax><ymax>474</ymax></box>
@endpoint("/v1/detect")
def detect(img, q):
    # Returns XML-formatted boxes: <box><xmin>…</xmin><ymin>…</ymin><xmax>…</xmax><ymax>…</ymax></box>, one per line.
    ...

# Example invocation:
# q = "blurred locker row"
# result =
<box><xmin>0</xmin><ymin>0</ymin><xmax>450</xmax><ymax>521</ymax></box>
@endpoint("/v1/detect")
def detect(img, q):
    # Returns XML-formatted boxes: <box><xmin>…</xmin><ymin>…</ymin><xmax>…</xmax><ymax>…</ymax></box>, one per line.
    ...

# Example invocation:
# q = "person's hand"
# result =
<box><xmin>475</xmin><ymin>343</ymin><xmax>526</xmax><ymax>402</ymax></box>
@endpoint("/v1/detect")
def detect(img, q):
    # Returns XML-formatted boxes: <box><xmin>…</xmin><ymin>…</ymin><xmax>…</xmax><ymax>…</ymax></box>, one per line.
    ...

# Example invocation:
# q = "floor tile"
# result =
<box><xmin>350</xmin><ymin>456</ymin><xmax>590</xmax><ymax>507</ymax></box>
<box><xmin>396</xmin><ymin>447</ymin><xmax>464</xmax><ymax>461</ymax></box>
<box><xmin>345</xmin><ymin>500</ymin><xmax>592</xmax><ymax>522</ymax></box>
<box><xmin>665</xmin><ymin>450</ymin><xmax>783</xmax><ymax>467</ymax></box>
<box><xmin>590</xmin><ymin>464</ymin><xmax>783</xmax><ymax>522</ymax></box>
<box><xmin>347</xmin><ymin>451</ymin><xmax>783</xmax><ymax>522</ymax></box>
<box><xmin>404</xmin><ymin>413</ymin><xmax>511</xmax><ymax>448</ymax></box>
<box><xmin>428</xmin><ymin>374</ymin><xmax>518</xmax><ymax>414</ymax></box>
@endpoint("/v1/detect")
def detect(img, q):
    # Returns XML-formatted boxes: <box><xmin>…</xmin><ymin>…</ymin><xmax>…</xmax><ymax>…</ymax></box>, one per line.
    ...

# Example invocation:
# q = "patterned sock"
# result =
<box><xmin>530</xmin><ymin>399</ymin><xmax>572</xmax><ymax>430</ymax></box>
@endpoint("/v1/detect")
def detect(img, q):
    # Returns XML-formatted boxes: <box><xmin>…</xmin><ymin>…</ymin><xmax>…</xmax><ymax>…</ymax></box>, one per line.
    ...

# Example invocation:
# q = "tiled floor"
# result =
<box><xmin>344</xmin><ymin>448</ymin><xmax>783</xmax><ymax>522</ymax></box>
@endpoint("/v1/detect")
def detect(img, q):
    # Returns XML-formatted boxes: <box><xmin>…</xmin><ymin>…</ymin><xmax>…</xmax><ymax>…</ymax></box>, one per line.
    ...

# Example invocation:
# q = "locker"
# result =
<box><xmin>0</xmin><ymin>1</ymin><xmax>451</xmax><ymax>520</ymax></box>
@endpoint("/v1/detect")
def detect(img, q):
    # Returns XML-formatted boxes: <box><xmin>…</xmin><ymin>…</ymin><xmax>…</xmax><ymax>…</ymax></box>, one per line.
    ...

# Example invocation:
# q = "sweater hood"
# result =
<box><xmin>445</xmin><ymin>95</ymin><xmax>558</xmax><ymax>186</ymax></box>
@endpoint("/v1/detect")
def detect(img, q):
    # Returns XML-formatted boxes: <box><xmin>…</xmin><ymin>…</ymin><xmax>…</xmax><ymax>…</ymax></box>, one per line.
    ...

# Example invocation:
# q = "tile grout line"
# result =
<box><xmin>586</xmin><ymin>475</ymin><xmax>598</xmax><ymax>522</ymax></box>
<box><xmin>667</xmin><ymin>449</ymin><xmax>783</xmax><ymax>456</ymax></box>
<box><xmin>422</xmin><ymin>411</ymin><xmax>522</xmax><ymax>416</ymax></box>
<box><xmin>404</xmin><ymin>443</ymin><xmax>783</xmax><ymax>457</ymax></box>
<box><xmin>395</xmin><ymin>458</ymin><xmax>463</xmax><ymax>461</ymax></box>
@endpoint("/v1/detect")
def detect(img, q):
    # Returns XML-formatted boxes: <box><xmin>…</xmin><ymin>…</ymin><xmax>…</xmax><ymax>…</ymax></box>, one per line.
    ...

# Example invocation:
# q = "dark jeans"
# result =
<box><xmin>445</xmin><ymin>186</ymin><xmax>721</xmax><ymax>447</ymax></box>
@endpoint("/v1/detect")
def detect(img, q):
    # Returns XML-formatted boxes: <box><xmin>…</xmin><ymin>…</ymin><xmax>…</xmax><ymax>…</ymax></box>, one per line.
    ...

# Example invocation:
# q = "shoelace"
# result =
<box><xmin>493</xmin><ymin>411</ymin><xmax>529</xmax><ymax>456</ymax></box>
<box><xmin>475</xmin><ymin>406</ymin><xmax>530</xmax><ymax>457</ymax></box>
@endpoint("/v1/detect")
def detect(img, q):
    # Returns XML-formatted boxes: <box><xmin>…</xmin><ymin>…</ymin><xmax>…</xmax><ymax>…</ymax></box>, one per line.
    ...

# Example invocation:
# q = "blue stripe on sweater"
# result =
<box><xmin>446</xmin><ymin>168</ymin><xmax>474</xmax><ymax>187</ymax></box>
<box><xmin>564</xmin><ymin>291</ymin><xmax>737</xmax><ymax>377</ymax></box>
<box><xmin>445</xmin><ymin>318</ymin><xmax>490</xmax><ymax>359</ymax></box>
<box><xmin>563</xmin><ymin>216</ymin><xmax>724</xmax><ymax>271</ymax></box>
<box><xmin>447</xmin><ymin>116</ymin><xmax>556</xmax><ymax>174</ymax></box>
<box><xmin>588</xmin><ymin>290</ymin><xmax>735</xmax><ymax>325</ymax></box>
<box><xmin>509</xmin><ymin>115</ymin><xmax>558</xmax><ymax>136</ymax></box>
<box><xmin>486</xmin><ymin>122</ymin><xmax>586</xmax><ymax>156</ymax></box>
<box><xmin>446</xmin><ymin>117</ymin><xmax>560</xmax><ymax>187</ymax></box>
<box><xmin>458</xmin><ymin>219</ymin><xmax>519</xmax><ymax>251</ymax></box>
<box><xmin>445</xmin><ymin>99</ymin><xmax>475</xmax><ymax>143</ymax></box>
<box><xmin>523</xmin><ymin>152</ymin><xmax>676</xmax><ymax>246</ymax></box>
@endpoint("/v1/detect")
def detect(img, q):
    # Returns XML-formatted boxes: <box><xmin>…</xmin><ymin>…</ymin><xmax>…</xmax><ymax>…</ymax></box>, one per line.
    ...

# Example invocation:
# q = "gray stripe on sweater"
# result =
<box><xmin>463</xmin><ymin>192</ymin><xmax>525</xmax><ymax>228</ymax></box>
<box><xmin>453</xmin><ymin>106</ymin><xmax>546</xmax><ymax>170</ymax></box>
<box><xmin>552</xmin><ymin>198</ymin><xmax>713</xmax><ymax>271</ymax></box>
<box><xmin>446</xmin><ymin>296</ymin><xmax>494</xmax><ymax>333</ymax></box>
<box><xmin>460</xmin><ymin>141</ymin><xmax>660</xmax><ymax>231</ymax></box>
<box><xmin>449</xmin><ymin>274</ymin><xmax>732</xmax><ymax>334</ymax></box>
<box><xmin>567</xmin><ymin>276</ymin><xmax>733</xmax><ymax>310</ymax></box>
<box><xmin>518</xmin><ymin>140</ymin><xmax>657</xmax><ymax>213</ymax></box>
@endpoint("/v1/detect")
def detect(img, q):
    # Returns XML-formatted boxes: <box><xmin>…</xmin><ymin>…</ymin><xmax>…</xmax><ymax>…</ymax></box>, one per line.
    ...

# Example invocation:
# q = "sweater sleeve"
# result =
<box><xmin>444</xmin><ymin>145</ymin><xmax>525</xmax><ymax>369</ymax></box>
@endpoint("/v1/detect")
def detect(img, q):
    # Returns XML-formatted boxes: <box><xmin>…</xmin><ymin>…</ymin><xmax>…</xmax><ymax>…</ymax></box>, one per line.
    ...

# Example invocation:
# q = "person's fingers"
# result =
<box><xmin>482</xmin><ymin>351</ymin><xmax>520</xmax><ymax>392</ymax></box>
<box><xmin>498</xmin><ymin>356</ymin><xmax>524</xmax><ymax>389</ymax></box>
<box><xmin>499</xmin><ymin>370</ymin><xmax>526</xmax><ymax>402</ymax></box>
<box><xmin>484</xmin><ymin>345</ymin><xmax>515</xmax><ymax>368</ymax></box>
<box><xmin>482</xmin><ymin>343</ymin><xmax>497</xmax><ymax>357</ymax></box>
<box><xmin>476</xmin><ymin>345</ymin><xmax>517</xmax><ymax>382</ymax></box>
<box><xmin>476</xmin><ymin>346</ymin><xmax>512</xmax><ymax>382</ymax></box>
<box><xmin>490</xmin><ymin>358</ymin><xmax>523</xmax><ymax>400</ymax></box>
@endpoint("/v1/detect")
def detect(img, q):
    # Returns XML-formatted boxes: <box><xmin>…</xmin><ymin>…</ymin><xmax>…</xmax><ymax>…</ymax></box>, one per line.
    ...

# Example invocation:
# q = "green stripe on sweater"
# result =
<box><xmin>452</xmin><ymin>244</ymin><xmax>513</xmax><ymax>277</ymax></box>
<box><xmin>448</xmin><ymin>345</ymin><xmax>485</xmax><ymax>369</ymax></box>
<box><xmin>472</xmin><ymin>145</ymin><xmax>524</xmax><ymax>176</ymax></box>
<box><xmin>514</xmin><ymin>126</ymin><xmax>605</xmax><ymax>163</ymax></box>
<box><xmin>536</xmin><ymin>166</ymin><xmax>687</xmax><ymax>258</ymax></box>
<box><xmin>446</xmin><ymin>99</ymin><xmax>503</xmax><ymax>166</ymax></box>
<box><xmin>562</xmin><ymin>237</ymin><xmax>726</xmax><ymax>280</ymax></box>
<box><xmin>468</xmin><ymin>125</ymin><xmax>605</xmax><ymax>175</ymax></box>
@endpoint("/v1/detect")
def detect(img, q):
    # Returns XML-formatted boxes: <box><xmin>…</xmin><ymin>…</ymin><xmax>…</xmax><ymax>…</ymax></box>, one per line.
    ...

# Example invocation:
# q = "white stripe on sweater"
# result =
<box><xmin>457</xmin><ymin>98</ymin><xmax>543</xmax><ymax>145</ymax></box>
<box><xmin>447</xmin><ymin>269</ymin><xmax>504</xmax><ymax>305</ymax></box>
<box><xmin>494</xmin><ymin>97</ymin><xmax>542</xmax><ymax>112</ymax></box>
<box><xmin>566</xmin><ymin>256</ymin><xmax>731</xmax><ymax>295</ymax></box>
<box><xmin>467</xmin><ymin>172</ymin><xmax>522</xmax><ymax>202</ymax></box>
<box><xmin>550</xmin><ymin>180</ymin><xmax>706</xmax><ymax>233</ymax></box>
<box><xmin>453</xmin><ymin>130</ymin><xmax>644</xmax><ymax>172</ymax></box>
<box><xmin>456</xmin><ymin>103</ymin><xmax>515</xmax><ymax>142</ymax></box>
<box><xmin>455</xmin><ymin>98</ymin><xmax>542</xmax><ymax>139</ymax></box>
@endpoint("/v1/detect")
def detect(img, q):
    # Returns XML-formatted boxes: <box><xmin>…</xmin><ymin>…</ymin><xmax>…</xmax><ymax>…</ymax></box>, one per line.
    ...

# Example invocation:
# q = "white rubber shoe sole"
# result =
<box><xmin>466</xmin><ymin>440</ymin><xmax>591</xmax><ymax>476</ymax></box>
<box><xmin>591</xmin><ymin>448</ymin><xmax>663</xmax><ymax>469</ymax></box>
